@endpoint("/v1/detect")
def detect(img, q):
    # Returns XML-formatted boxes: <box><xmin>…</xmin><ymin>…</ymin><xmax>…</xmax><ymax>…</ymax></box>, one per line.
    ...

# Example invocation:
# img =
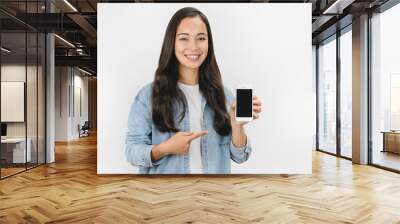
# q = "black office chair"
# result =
<box><xmin>79</xmin><ymin>121</ymin><xmax>90</xmax><ymax>138</ymax></box>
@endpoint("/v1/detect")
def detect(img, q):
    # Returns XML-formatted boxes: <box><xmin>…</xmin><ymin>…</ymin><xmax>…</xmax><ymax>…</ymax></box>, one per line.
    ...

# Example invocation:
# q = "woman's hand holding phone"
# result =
<box><xmin>151</xmin><ymin>131</ymin><xmax>208</xmax><ymax>162</ymax></box>
<box><xmin>229</xmin><ymin>96</ymin><xmax>262</xmax><ymax>148</ymax></box>
<box><xmin>230</xmin><ymin>96</ymin><xmax>262</xmax><ymax>128</ymax></box>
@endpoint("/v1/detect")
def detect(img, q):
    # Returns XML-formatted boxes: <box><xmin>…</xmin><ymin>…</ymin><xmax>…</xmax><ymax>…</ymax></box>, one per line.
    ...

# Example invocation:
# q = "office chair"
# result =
<box><xmin>79</xmin><ymin>121</ymin><xmax>90</xmax><ymax>138</ymax></box>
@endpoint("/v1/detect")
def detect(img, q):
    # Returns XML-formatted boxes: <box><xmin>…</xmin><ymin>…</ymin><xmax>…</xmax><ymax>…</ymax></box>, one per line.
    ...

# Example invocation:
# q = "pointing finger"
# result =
<box><xmin>181</xmin><ymin>131</ymin><xmax>194</xmax><ymax>136</ymax></box>
<box><xmin>189</xmin><ymin>130</ymin><xmax>208</xmax><ymax>140</ymax></box>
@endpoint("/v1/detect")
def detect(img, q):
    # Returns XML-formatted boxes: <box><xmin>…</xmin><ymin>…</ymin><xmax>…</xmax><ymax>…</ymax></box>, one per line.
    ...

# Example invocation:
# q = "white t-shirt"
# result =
<box><xmin>178</xmin><ymin>82</ymin><xmax>203</xmax><ymax>174</ymax></box>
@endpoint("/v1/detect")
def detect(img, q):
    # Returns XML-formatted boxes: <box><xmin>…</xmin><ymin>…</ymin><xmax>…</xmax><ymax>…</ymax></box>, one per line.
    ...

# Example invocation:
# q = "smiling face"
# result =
<box><xmin>174</xmin><ymin>16</ymin><xmax>209</xmax><ymax>71</ymax></box>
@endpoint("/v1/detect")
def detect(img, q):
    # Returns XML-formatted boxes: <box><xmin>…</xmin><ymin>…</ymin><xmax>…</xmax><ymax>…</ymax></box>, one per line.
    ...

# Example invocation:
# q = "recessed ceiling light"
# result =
<box><xmin>54</xmin><ymin>34</ymin><xmax>75</xmax><ymax>48</ymax></box>
<box><xmin>78</xmin><ymin>67</ymin><xmax>93</xmax><ymax>76</ymax></box>
<box><xmin>63</xmin><ymin>0</ymin><xmax>78</xmax><ymax>12</ymax></box>
<box><xmin>1</xmin><ymin>47</ymin><xmax>11</xmax><ymax>53</ymax></box>
<box><xmin>323</xmin><ymin>0</ymin><xmax>355</xmax><ymax>15</ymax></box>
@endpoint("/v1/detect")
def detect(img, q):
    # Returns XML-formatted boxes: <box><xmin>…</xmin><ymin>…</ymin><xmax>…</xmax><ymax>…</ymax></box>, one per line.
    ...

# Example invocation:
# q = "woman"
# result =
<box><xmin>125</xmin><ymin>7</ymin><xmax>262</xmax><ymax>174</ymax></box>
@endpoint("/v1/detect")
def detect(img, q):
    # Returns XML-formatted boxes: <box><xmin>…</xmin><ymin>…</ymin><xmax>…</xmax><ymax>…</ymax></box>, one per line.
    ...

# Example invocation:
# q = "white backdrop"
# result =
<box><xmin>98</xmin><ymin>3</ymin><xmax>312</xmax><ymax>174</ymax></box>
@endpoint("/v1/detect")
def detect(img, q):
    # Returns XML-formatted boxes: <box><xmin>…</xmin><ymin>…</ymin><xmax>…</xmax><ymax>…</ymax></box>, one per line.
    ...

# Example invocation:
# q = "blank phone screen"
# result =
<box><xmin>236</xmin><ymin>89</ymin><xmax>252</xmax><ymax>117</ymax></box>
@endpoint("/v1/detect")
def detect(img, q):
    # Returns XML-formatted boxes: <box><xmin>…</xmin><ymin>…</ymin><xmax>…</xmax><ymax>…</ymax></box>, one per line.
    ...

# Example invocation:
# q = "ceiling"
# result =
<box><xmin>0</xmin><ymin>0</ymin><xmax>393</xmax><ymax>75</ymax></box>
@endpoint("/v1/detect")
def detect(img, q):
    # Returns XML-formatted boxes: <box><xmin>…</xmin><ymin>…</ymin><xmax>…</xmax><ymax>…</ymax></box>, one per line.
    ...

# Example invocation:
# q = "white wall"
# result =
<box><xmin>55</xmin><ymin>66</ymin><xmax>69</xmax><ymax>141</ymax></box>
<box><xmin>55</xmin><ymin>67</ymin><xmax>89</xmax><ymax>141</ymax></box>
<box><xmin>98</xmin><ymin>3</ymin><xmax>313</xmax><ymax>174</ymax></box>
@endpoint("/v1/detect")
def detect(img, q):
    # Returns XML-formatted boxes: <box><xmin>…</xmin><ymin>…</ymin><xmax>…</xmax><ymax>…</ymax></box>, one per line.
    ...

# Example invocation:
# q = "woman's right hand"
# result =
<box><xmin>151</xmin><ymin>131</ymin><xmax>208</xmax><ymax>162</ymax></box>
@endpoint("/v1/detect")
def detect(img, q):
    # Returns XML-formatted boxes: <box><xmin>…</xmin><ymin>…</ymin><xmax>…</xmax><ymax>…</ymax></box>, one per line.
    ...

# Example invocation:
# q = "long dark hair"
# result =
<box><xmin>152</xmin><ymin>7</ymin><xmax>231</xmax><ymax>136</ymax></box>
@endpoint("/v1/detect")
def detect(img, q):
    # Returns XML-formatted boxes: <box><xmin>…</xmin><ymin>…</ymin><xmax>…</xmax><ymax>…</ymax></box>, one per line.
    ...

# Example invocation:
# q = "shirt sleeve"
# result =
<box><xmin>125</xmin><ymin>93</ymin><xmax>166</xmax><ymax>168</ymax></box>
<box><xmin>230</xmin><ymin>137</ymin><xmax>252</xmax><ymax>164</ymax></box>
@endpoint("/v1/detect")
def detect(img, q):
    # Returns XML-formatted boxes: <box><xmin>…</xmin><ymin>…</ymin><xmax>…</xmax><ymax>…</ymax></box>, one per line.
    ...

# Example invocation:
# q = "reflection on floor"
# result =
<box><xmin>373</xmin><ymin>150</ymin><xmax>400</xmax><ymax>171</ymax></box>
<box><xmin>0</xmin><ymin>167</ymin><xmax>25</xmax><ymax>177</ymax></box>
<box><xmin>0</xmin><ymin>162</ymin><xmax>43</xmax><ymax>178</ymax></box>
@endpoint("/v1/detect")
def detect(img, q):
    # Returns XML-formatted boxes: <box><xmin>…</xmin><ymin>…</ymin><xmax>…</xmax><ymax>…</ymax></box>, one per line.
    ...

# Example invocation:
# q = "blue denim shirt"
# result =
<box><xmin>125</xmin><ymin>83</ymin><xmax>252</xmax><ymax>174</ymax></box>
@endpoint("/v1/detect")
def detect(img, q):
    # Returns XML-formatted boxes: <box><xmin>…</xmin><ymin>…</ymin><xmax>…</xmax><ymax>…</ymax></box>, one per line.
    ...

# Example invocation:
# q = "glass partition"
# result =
<box><xmin>27</xmin><ymin>31</ymin><xmax>38</xmax><ymax>169</ymax></box>
<box><xmin>0</xmin><ymin>1</ymin><xmax>46</xmax><ymax>179</ymax></box>
<box><xmin>1</xmin><ymin>31</ymin><xmax>28</xmax><ymax>177</ymax></box>
<box><xmin>317</xmin><ymin>36</ymin><xmax>337</xmax><ymax>155</ymax></box>
<box><xmin>38</xmin><ymin>32</ymin><xmax>45</xmax><ymax>165</ymax></box>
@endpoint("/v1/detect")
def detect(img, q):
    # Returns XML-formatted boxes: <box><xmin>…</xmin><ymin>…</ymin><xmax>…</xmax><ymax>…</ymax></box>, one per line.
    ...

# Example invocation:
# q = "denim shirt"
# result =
<box><xmin>125</xmin><ymin>83</ymin><xmax>252</xmax><ymax>174</ymax></box>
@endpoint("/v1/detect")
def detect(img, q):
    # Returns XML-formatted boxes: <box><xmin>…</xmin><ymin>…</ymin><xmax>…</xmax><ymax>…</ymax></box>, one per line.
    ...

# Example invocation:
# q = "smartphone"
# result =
<box><xmin>235</xmin><ymin>85</ymin><xmax>253</xmax><ymax>122</ymax></box>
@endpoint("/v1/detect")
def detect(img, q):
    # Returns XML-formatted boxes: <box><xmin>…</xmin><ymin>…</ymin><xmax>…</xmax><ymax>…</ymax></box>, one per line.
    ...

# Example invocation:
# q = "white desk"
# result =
<box><xmin>1</xmin><ymin>138</ymin><xmax>32</xmax><ymax>163</ymax></box>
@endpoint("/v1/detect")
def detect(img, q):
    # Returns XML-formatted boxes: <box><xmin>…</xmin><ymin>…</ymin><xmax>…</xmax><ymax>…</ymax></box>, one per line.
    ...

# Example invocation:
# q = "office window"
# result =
<box><xmin>318</xmin><ymin>36</ymin><xmax>337</xmax><ymax>155</ymax></box>
<box><xmin>340</xmin><ymin>28</ymin><xmax>352</xmax><ymax>158</ymax></box>
<box><xmin>371</xmin><ymin>3</ymin><xmax>400</xmax><ymax>171</ymax></box>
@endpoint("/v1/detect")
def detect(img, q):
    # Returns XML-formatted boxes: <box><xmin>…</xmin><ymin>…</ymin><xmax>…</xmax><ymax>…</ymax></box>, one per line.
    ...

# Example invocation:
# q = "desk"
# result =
<box><xmin>1</xmin><ymin>138</ymin><xmax>31</xmax><ymax>163</ymax></box>
<box><xmin>381</xmin><ymin>131</ymin><xmax>400</xmax><ymax>154</ymax></box>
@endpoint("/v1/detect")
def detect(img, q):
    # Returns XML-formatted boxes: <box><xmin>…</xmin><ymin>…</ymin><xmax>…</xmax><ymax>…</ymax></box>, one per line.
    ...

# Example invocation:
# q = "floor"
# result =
<box><xmin>372</xmin><ymin>150</ymin><xmax>400</xmax><ymax>171</ymax></box>
<box><xmin>0</xmin><ymin>135</ymin><xmax>400</xmax><ymax>223</ymax></box>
